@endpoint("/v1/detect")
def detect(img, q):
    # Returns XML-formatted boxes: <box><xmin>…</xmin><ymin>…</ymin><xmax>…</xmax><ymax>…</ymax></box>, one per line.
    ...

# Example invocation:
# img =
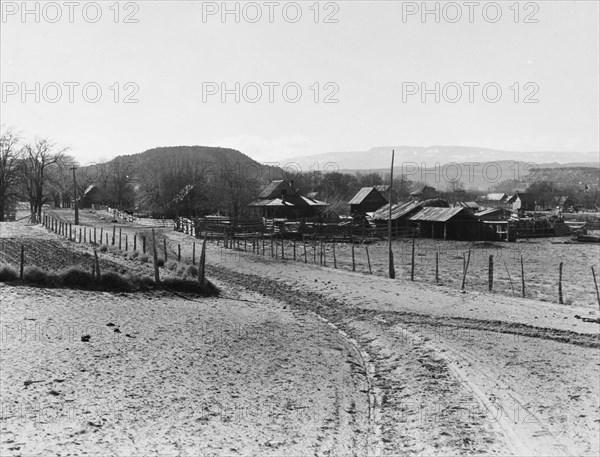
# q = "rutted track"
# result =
<box><xmin>206</xmin><ymin>265</ymin><xmax>600</xmax><ymax>349</ymax></box>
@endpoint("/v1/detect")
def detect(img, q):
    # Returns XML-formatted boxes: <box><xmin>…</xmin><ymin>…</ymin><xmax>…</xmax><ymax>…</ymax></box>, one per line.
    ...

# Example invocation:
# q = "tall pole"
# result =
<box><xmin>71</xmin><ymin>166</ymin><xmax>79</xmax><ymax>225</ymax></box>
<box><xmin>388</xmin><ymin>150</ymin><xmax>395</xmax><ymax>279</ymax></box>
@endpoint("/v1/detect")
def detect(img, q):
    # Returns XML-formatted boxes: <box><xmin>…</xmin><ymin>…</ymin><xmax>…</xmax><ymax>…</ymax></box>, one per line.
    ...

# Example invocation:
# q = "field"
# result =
<box><xmin>2</xmin><ymin>211</ymin><xmax>599</xmax><ymax>456</ymax></box>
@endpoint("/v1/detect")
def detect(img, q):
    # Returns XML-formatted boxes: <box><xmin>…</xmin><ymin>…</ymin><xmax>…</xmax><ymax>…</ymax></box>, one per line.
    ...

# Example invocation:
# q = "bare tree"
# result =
<box><xmin>19</xmin><ymin>138</ymin><xmax>67</xmax><ymax>223</ymax></box>
<box><xmin>0</xmin><ymin>126</ymin><xmax>22</xmax><ymax>221</ymax></box>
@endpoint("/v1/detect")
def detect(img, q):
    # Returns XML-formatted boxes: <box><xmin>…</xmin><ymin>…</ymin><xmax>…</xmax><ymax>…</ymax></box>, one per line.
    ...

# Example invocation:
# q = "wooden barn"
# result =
<box><xmin>248</xmin><ymin>180</ymin><xmax>328</xmax><ymax>219</ymax></box>
<box><xmin>348</xmin><ymin>187</ymin><xmax>388</xmax><ymax>216</ymax></box>
<box><xmin>409</xmin><ymin>207</ymin><xmax>481</xmax><ymax>240</ymax></box>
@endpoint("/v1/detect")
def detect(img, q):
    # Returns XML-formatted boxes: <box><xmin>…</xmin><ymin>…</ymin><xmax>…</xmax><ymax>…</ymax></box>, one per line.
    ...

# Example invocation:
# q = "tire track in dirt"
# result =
<box><xmin>206</xmin><ymin>263</ymin><xmax>599</xmax><ymax>455</ymax></box>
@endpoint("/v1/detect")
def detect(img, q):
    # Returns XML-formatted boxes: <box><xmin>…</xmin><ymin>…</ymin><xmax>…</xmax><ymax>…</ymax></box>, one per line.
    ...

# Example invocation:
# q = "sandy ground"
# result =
<box><xmin>2</xmin><ymin>214</ymin><xmax>600</xmax><ymax>455</ymax></box>
<box><xmin>1</xmin><ymin>284</ymin><xmax>371</xmax><ymax>456</ymax></box>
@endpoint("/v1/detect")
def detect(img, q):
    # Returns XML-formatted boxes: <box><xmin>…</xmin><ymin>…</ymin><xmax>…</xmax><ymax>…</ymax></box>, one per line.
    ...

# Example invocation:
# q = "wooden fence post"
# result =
<box><xmin>366</xmin><ymin>245</ymin><xmax>372</xmax><ymax>274</ymax></box>
<box><xmin>270</xmin><ymin>235</ymin><xmax>274</xmax><ymax>258</ymax></box>
<box><xmin>163</xmin><ymin>238</ymin><xmax>168</xmax><ymax>262</ymax></box>
<box><xmin>351</xmin><ymin>243</ymin><xmax>356</xmax><ymax>271</ymax></box>
<box><xmin>69</xmin><ymin>223</ymin><xmax>72</xmax><ymax>240</ymax></box>
<box><xmin>119</xmin><ymin>228</ymin><xmax>122</xmax><ymax>250</ymax></box>
<box><xmin>293</xmin><ymin>239</ymin><xmax>296</xmax><ymax>261</ymax></box>
<box><xmin>94</xmin><ymin>249</ymin><xmax>101</xmax><ymax>277</ymax></box>
<box><xmin>100</xmin><ymin>227</ymin><xmax>103</xmax><ymax>245</ymax></box>
<box><xmin>435</xmin><ymin>252</ymin><xmax>439</xmax><ymax>283</ymax></box>
<box><xmin>134</xmin><ymin>234</ymin><xmax>137</xmax><ymax>251</ymax></box>
<box><xmin>488</xmin><ymin>255</ymin><xmax>494</xmax><ymax>291</ymax></box>
<box><xmin>143</xmin><ymin>235</ymin><xmax>146</xmax><ymax>254</ymax></box>
<box><xmin>19</xmin><ymin>245</ymin><xmax>24</xmax><ymax>280</ymax></box>
<box><xmin>125</xmin><ymin>234</ymin><xmax>128</xmax><ymax>251</ymax></box>
<box><xmin>152</xmin><ymin>229</ymin><xmax>160</xmax><ymax>284</ymax></box>
<box><xmin>281</xmin><ymin>235</ymin><xmax>284</xmax><ymax>260</ymax></box>
<box><xmin>84</xmin><ymin>228</ymin><xmax>87</xmax><ymax>243</ymax></box>
<box><xmin>178</xmin><ymin>244</ymin><xmax>181</xmax><ymax>262</ymax></box>
<box><xmin>592</xmin><ymin>266</ymin><xmax>600</xmax><ymax>308</ymax></box>
<box><xmin>94</xmin><ymin>227</ymin><xmax>97</xmax><ymax>245</ymax></box>
<box><xmin>558</xmin><ymin>262</ymin><xmax>563</xmax><ymax>304</ymax></box>
<box><xmin>520</xmin><ymin>255</ymin><xmax>526</xmax><ymax>297</ymax></box>
<box><xmin>322</xmin><ymin>242</ymin><xmax>326</xmax><ymax>267</ymax></box>
<box><xmin>333</xmin><ymin>242</ymin><xmax>337</xmax><ymax>269</ymax></box>
<box><xmin>461</xmin><ymin>249</ymin><xmax>471</xmax><ymax>290</ymax></box>
<box><xmin>112</xmin><ymin>225</ymin><xmax>116</xmax><ymax>245</ymax></box>
<box><xmin>411</xmin><ymin>234</ymin><xmax>416</xmax><ymax>281</ymax></box>
<box><xmin>79</xmin><ymin>228</ymin><xmax>82</xmax><ymax>243</ymax></box>
<box><xmin>313</xmin><ymin>241</ymin><xmax>317</xmax><ymax>264</ymax></box>
<box><xmin>198</xmin><ymin>236</ymin><xmax>206</xmax><ymax>289</ymax></box>
<box><xmin>105</xmin><ymin>233</ymin><xmax>109</xmax><ymax>245</ymax></box>
<box><xmin>320</xmin><ymin>242</ymin><xmax>323</xmax><ymax>266</ymax></box>
<box><xmin>192</xmin><ymin>242</ymin><xmax>196</xmax><ymax>265</ymax></box>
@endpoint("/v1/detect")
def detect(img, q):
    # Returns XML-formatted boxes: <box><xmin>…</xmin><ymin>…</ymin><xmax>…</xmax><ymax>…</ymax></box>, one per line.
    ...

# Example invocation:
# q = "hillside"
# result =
<box><xmin>78</xmin><ymin>146</ymin><xmax>284</xmax><ymax>217</ymax></box>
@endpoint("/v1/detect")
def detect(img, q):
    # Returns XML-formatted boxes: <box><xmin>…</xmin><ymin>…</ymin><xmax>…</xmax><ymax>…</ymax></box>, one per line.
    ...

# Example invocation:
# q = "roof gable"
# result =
<box><xmin>258</xmin><ymin>180</ymin><xmax>296</xmax><ymax>199</ymax></box>
<box><xmin>349</xmin><ymin>187</ymin><xmax>385</xmax><ymax>205</ymax></box>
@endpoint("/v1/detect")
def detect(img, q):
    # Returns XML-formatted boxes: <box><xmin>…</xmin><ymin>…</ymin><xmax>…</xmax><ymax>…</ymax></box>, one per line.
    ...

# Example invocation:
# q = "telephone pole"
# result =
<box><xmin>388</xmin><ymin>150</ymin><xmax>395</xmax><ymax>279</ymax></box>
<box><xmin>71</xmin><ymin>166</ymin><xmax>79</xmax><ymax>225</ymax></box>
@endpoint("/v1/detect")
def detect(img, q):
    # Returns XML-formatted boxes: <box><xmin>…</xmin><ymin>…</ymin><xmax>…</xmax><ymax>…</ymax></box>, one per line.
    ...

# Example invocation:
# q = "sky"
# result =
<box><xmin>1</xmin><ymin>0</ymin><xmax>599</xmax><ymax>167</ymax></box>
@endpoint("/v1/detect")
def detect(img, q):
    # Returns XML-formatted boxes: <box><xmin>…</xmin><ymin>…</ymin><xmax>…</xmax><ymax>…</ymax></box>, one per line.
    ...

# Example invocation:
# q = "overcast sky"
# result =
<box><xmin>1</xmin><ymin>0</ymin><xmax>598</xmax><ymax>165</ymax></box>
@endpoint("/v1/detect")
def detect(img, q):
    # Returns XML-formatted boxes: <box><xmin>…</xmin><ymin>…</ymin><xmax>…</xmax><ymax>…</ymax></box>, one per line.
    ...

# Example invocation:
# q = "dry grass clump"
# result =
<box><xmin>0</xmin><ymin>264</ymin><xmax>18</xmax><ymax>281</ymax></box>
<box><xmin>0</xmin><ymin>263</ymin><xmax>218</xmax><ymax>296</ymax></box>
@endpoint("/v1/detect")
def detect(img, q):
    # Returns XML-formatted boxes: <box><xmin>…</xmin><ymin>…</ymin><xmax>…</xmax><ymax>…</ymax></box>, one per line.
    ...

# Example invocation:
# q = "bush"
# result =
<box><xmin>98</xmin><ymin>272</ymin><xmax>133</xmax><ymax>291</ymax></box>
<box><xmin>128</xmin><ymin>274</ymin><xmax>154</xmax><ymax>290</ymax></box>
<box><xmin>176</xmin><ymin>265</ymin><xmax>187</xmax><ymax>277</ymax></box>
<box><xmin>157</xmin><ymin>258</ymin><xmax>165</xmax><ymax>267</ymax></box>
<box><xmin>0</xmin><ymin>264</ymin><xmax>18</xmax><ymax>282</ymax></box>
<box><xmin>129</xmin><ymin>251</ymin><xmax>139</xmax><ymax>260</ymax></box>
<box><xmin>99</xmin><ymin>245</ymin><xmax>108</xmax><ymax>253</ymax></box>
<box><xmin>139</xmin><ymin>254</ymin><xmax>149</xmax><ymax>263</ymax></box>
<box><xmin>184</xmin><ymin>265</ymin><xmax>198</xmax><ymax>278</ymax></box>
<box><xmin>166</xmin><ymin>260</ymin><xmax>179</xmax><ymax>271</ymax></box>
<box><xmin>59</xmin><ymin>267</ymin><xmax>93</xmax><ymax>287</ymax></box>
<box><xmin>24</xmin><ymin>266</ymin><xmax>55</xmax><ymax>285</ymax></box>
<box><xmin>161</xmin><ymin>277</ymin><xmax>220</xmax><ymax>296</ymax></box>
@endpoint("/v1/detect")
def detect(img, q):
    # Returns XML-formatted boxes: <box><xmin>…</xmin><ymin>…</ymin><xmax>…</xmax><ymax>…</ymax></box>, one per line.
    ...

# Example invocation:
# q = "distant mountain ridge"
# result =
<box><xmin>283</xmin><ymin>146</ymin><xmax>599</xmax><ymax>172</ymax></box>
<box><xmin>282</xmin><ymin>146</ymin><xmax>599</xmax><ymax>190</ymax></box>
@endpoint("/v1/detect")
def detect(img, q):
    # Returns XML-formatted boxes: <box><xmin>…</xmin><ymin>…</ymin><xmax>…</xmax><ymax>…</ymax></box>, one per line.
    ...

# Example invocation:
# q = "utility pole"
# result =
<box><xmin>71</xmin><ymin>166</ymin><xmax>79</xmax><ymax>225</ymax></box>
<box><xmin>388</xmin><ymin>150</ymin><xmax>395</xmax><ymax>279</ymax></box>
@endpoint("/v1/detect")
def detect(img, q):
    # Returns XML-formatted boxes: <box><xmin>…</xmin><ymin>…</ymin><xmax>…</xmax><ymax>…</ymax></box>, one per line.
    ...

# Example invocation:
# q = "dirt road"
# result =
<box><xmin>2</xmin><ymin>217</ymin><xmax>599</xmax><ymax>455</ymax></box>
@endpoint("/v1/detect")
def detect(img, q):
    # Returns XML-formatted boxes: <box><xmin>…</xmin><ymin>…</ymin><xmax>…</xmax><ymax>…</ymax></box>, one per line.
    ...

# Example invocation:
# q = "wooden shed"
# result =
<box><xmin>348</xmin><ymin>187</ymin><xmax>388</xmax><ymax>216</ymax></box>
<box><xmin>409</xmin><ymin>207</ymin><xmax>481</xmax><ymax>240</ymax></box>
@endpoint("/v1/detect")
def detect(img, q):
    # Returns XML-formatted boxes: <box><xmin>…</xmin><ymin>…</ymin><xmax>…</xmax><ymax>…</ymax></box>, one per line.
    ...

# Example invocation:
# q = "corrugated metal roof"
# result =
<box><xmin>486</xmin><ymin>193</ymin><xmax>507</xmax><ymax>201</ymax></box>
<box><xmin>301</xmin><ymin>196</ymin><xmax>328</xmax><ymax>207</ymax></box>
<box><xmin>474</xmin><ymin>208</ymin><xmax>507</xmax><ymax>217</ymax></box>
<box><xmin>349</xmin><ymin>187</ymin><xmax>378</xmax><ymax>205</ymax></box>
<box><xmin>456</xmin><ymin>201</ymin><xmax>479</xmax><ymax>209</ymax></box>
<box><xmin>409</xmin><ymin>207</ymin><xmax>471</xmax><ymax>222</ymax></box>
<box><xmin>372</xmin><ymin>201</ymin><xmax>422</xmax><ymax>221</ymax></box>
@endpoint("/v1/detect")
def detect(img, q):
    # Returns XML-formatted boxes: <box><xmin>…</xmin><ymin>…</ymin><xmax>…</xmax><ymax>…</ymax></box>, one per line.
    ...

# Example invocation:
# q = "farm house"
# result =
<box><xmin>248</xmin><ymin>180</ymin><xmax>328</xmax><ymax>219</ymax></box>
<box><xmin>409</xmin><ymin>207</ymin><xmax>482</xmax><ymax>240</ymax></box>
<box><xmin>348</xmin><ymin>187</ymin><xmax>388</xmax><ymax>216</ymax></box>
<box><xmin>508</xmin><ymin>192</ymin><xmax>536</xmax><ymax>214</ymax></box>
